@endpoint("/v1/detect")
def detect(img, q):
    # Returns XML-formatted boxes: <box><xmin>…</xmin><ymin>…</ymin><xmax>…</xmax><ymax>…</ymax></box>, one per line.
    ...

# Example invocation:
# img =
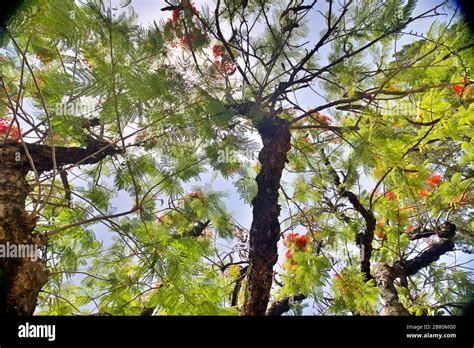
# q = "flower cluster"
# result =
<box><xmin>283</xmin><ymin>232</ymin><xmax>308</xmax><ymax>269</ymax></box>
<box><xmin>453</xmin><ymin>79</ymin><xmax>472</xmax><ymax>98</ymax></box>
<box><xmin>0</xmin><ymin>118</ymin><xmax>22</xmax><ymax>142</ymax></box>
<box><xmin>375</xmin><ymin>220</ymin><xmax>385</xmax><ymax>239</ymax></box>
<box><xmin>312</xmin><ymin>111</ymin><xmax>332</xmax><ymax>125</ymax></box>
<box><xmin>170</xmin><ymin>1</ymin><xmax>199</xmax><ymax>25</ymax></box>
<box><xmin>167</xmin><ymin>1</ymin><xmax>204</xmax><ymax>49</ymax></box>
<box><xmin>211</xmin><ymin>44</ymin><xmax>236</xmax><ymax>76</ymax></box>
<box><xmin>384</xmin><ymin>191</ymin><xmax>396</xmax><ymax>201</ymax></box>
<box><xmin>426</xmin><ymin>174</ymin><xmax>442</xmax><ymax>187</ymax></box>
<box><xmin>416</xmin><ymin>174</ymin><xmax>441</xmax><ymax>199</ymax></box>
<box><xmin>212</xmin><ymin>44</ymin><xmax>225</xmax><ymax>59</ymax></box>
<box><xmin>419</xmin><ymin>188</ymin><xmax>432</xmax><ymax>199</ymax></box>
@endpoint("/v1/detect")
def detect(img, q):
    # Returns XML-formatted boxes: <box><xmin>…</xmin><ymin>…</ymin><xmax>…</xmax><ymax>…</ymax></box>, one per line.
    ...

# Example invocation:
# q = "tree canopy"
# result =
<box><xmin>0</xmin><ymin>0</ymin><xmax>473</xmax><ymax>316</ymax></box>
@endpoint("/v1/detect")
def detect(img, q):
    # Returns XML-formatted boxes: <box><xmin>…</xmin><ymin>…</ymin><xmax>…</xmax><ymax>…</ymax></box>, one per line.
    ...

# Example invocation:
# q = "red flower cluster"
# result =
<box><xmin>384</xmin><ymin>191</ymin><xmax>396</xmax><ymax>201</ymax></box>
<box><xmin>212</xmin><ymin>44</ymin><xmax>225</xmax><ymax>59</ymax></box>
<box><xmin>453</xmin><ymin>79</ymin><xmax>473</xmax><ymax>98</ymax></box>
<box><xmin>283</xmin><ymin>232</ymin><xmax>307</xmax><ymax>250</ymax></box>
<box><xmin>426</xmin><ymin>174</ymin><xmax>442</xmax><ymax>187</ymax></box>
<box><xmin>217</xmin><ymin>60</ymin><xmax>236</xmax><ymax>75</ymax></box>
<box><xmin>180</xmin><ymin>33</ymin><xmax>194</xmax><ymax>47</ymax></box>
<box><xmin>453</xmin><ymin>84</ymin><xmax>465</xmax><ymax>96</ymax></box>
<box><xmin>404</xmin><ymin>225</ymin><xmax>415</xmax><ymax>233</ymax></box>
<box><xmin>167</xmin><ymin>1</ymin><xmax>202</xmax><ymax>48</ymax></box>
<box><xmin>212</xmin><ymin>43</ymin><xmax>236</xmax><ymax>76</ymax></box>
<box><xmin>0</xmin><ymin>118</ymin><xmax>22</xmax><ymax>142</ymax></box>
<box><xmin>172</xmin><ymin>9</ymin><xmax>180</xmax><ymax>23</ymax></box>
<box><xmin>283</xmin><ymin>232</ymin><xmax>308</xmax><ymax>269</ymax></box>
<box><xmin>171</xmin><ymin>1</ymin><xmax>199</xmax><ymax>24</ymax></box>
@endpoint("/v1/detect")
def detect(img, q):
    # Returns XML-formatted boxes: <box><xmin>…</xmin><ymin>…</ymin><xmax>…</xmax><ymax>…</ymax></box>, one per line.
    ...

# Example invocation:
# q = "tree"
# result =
<box><xmin>0</xmin><ymin>0</ymin><xmax>472</xmax><ymax>316</ymax></box>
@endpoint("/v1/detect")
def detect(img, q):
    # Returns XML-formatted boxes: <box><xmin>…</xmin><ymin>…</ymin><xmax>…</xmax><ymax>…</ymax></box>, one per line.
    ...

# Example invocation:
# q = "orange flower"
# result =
<box><xmin>385</xmin><ymin>191</ymin><xmax>396</xmax><ymax>201</ymax></box>
<box><xmin>404</xmin><ymin>225</ymin><xmax>415</xmax><ymax>233</ymax></box>
<box><xmin>426</xmin><ymin>175</ymin><xmax>442</xmax><ymax>187</ymax></box>
<box><xmin>453</xmin><ymin>84</ymin><xmax>465</xmax><ymax>96</ymax></box>
<box><xmin>375</xmin><ymin>221</ymin><xmax>384</xmax><ymax>239</ymax></box>
<box><xmin>419</xmin><ymin>189</ymin><xmax>431</xmax><ymax>198</ymax></box>
<box><xmin>312</xmin><ymin>111</ymin><xmax>332</xmax><ymax>125</ymax></box>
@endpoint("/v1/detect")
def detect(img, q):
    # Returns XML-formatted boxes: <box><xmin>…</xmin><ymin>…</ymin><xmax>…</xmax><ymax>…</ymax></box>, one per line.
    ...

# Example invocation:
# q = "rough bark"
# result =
<box><xmin>0</xmin><ymin>140</ymin><xmax>121</xmax><ymax>315</ymax></box>
<box><xmin>374</xmin><ymin>263</ymin><xmax>410</xmax><ymax>316</ymax></box>
<box><xmin>243</xmin><ymin>116</ymin><xmax>291</xmax><ymax>316</ymax></box>
<box><xmin>0</xmin><ymin>145</ymin><xmax>48</xmax><ymax>315</ymax></box>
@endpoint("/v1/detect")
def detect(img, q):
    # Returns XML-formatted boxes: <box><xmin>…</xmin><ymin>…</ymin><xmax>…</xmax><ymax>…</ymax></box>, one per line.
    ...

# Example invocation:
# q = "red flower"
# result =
<box><xmin>212</xmin><ymin>44</ymin><xmax>225</xmax><ymax>59</ymax></box>
<box><xmin>385</xmin><ymin>191</ymin><xmax>396</xmax><ymax>201</ymax></box>
<box><xmin>188</xmin><ymin>1</ymin><xmax>200</xmax><ymax>15</ymax></box>
<box><xmin>0</xmin><ymin>118</ymin><xmax>22</xmax><ymax>142</ymax></box>
<box><xmin>223</xmin><ymin>60</ymin><xmax>236</xmax><ymax>75</ymax></box>
<box><xmin>216</xmin><ymin>59</ymin><xmax>236</xmax><ymax>75</ymax></box>
<box><xmin>171</xmin><ymin>1</ymin><xmax>199</xmax><ymax>23</ymax></box>
<box><xmin>285</xmin><ymin>249</ymin><xmax>293</xmax><ymax>259</ymax></box>
<box><xmin>180</xmin><ymin>33</ymin><xmax>194</xmax><ymax>46</ymax></box>
<box><xmin>283</xmin><ymin>233</ymin><xmax>300</xmax><ymax>246</ymax></box>
<box><xmin>172</xmin><ymin>9</ymin><xmax>181</xmax><ymax>22</ymax></box>
<box><xmin>419</xmin><ymin>189</ymin><xmax>431</xmax><ymax>198</ymax></box>
<box><xmin>404</xmin><ymin>225</ymin><xmax>415</xmax><ymax>233</ymax></box>
<box><xmin>453</xmin><ymin>84</ymin><xmax>466</xmax><ymax>96</ymax></box>
<box><xmin>426</xmin><ymin>175</ymin><xmax>442</xmax><ymax>187</ymax></box>
<box><xmin>295</xmin><ymin>235</ymin><xmax>307</xmax><ymax>250</ymax></box>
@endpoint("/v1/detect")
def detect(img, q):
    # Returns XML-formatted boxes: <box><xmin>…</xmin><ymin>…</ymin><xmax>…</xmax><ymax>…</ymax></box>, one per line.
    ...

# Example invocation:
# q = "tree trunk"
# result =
<box><xmin>0</xmin><ymin>144</ymin><xmax>49</xmax><ymax>315</ymax></box>
<box><xmin>0</xmin><ymin>140</ymin><xmax>121</xmax><ymax>315</ymax></box>
<box><xmin>243</xmin><ymin>116</ymin><xmax>291</xmax><ymax>316</ymax></box>
<box><xmin>374</xmin><ymin>263</ymin><xmax>409</xmax><ymax>316</ymax></box>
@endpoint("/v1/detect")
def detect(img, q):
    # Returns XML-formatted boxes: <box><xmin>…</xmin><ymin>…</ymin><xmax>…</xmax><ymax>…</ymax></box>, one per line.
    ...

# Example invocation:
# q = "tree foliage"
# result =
<box><xmin>0</xmin><ymin>0</ymin><xmax>472</xmax><ymax>316</ymax></box>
